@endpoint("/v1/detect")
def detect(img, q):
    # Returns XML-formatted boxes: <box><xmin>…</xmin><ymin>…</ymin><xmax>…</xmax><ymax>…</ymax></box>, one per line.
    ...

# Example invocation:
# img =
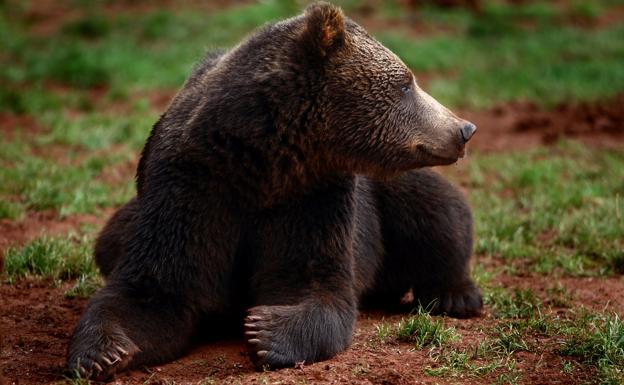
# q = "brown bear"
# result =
<box><xmin>67</xmin><ymin>2</ymin><xmax>480</xmax><ymax>380</ymax></box>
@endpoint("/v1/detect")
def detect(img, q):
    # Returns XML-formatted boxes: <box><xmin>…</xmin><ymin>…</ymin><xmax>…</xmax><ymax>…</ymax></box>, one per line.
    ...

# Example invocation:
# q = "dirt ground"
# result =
<box><xmin>463</xmin><ymin>95</ymin><xmax>624</xmax><ymax>153</ymax></box>
<box><xmin>1</xmin><ymin>96</ymin><xmax>623</xmax><ymax>384</ymax></box>
<box><xmin>2</xmin><ymin>278</ymin><xmax>622</xmax><ymax>385</ymax></box>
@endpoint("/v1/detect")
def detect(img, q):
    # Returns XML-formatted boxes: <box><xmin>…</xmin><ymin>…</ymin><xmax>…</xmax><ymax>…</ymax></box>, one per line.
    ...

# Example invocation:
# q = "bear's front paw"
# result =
<box><xmin>434</xmin><ymin>281</ymin><xmax>483</xmax><ymax>318</ymax></box>
<box><xmin>244</xmin><ymin>305</ymin><xmax>299</xmax><ymax>370</ymax></box>
<box><xmin>67</xmin><ymin>327</ymin><xmax>139</xmax><ymax>381</ymax></box>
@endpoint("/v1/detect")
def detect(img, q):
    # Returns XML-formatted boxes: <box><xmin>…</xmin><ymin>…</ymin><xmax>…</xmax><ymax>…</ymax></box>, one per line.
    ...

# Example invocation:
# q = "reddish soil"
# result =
<box><xmin>0</xmin><ymin>211</ymin><xmax>112</xmax><ymax>261</ymax></box>
<box><xmin>0</xmin><ymin>114</ymin><xmax>45</xmax><ymax>141</ymax></box>
<box><xmin>4</xmin><ymin>275</ymin><xmax>617</xmax><ymax>385</ymax></box>
<box><xmin>462</xmin><ymin>96</ymin><xmax>624</xmax><ymax>153</ymax></box>
<box><xmin>498</xmin><ymin>275</ymin><xmax>624</xmax><ymax>316</ymax></box>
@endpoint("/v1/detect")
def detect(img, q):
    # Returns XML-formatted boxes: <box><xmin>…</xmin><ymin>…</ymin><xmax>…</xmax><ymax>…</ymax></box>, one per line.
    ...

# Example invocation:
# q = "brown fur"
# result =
<box><xmin>303</xmin><ymin>2</ymin><xmax>345</xmax><ymax>57</ymax></box>
<box><xmin>68</xmin><ymin>3</ymin><xmax>480</xmax><ymax>380</ymax></box>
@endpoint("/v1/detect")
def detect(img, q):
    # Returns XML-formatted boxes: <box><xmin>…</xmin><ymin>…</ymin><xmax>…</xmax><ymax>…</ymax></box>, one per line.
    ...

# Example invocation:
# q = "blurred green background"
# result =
<box><xmin>3</xmin><ymin>0</ymin><xmax>624</xmax><ymax>111</ymax></box>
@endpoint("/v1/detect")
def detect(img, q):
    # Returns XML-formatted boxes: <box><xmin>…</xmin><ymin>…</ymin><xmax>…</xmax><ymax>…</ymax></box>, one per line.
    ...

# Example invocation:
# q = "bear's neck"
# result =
<box><xmin>170</xmin><ymin>96</ymin><xmax>345</xmax><ymax>208</ymax></box>
<box><xmin>141</xmin><ymin>55</ymin><xmax>351</xmax><ymax>208</ymax></box>
<box><xmin>202</xmin><ymin>125</ymin><xmax>343</xmax><ymax>208</ymax></box>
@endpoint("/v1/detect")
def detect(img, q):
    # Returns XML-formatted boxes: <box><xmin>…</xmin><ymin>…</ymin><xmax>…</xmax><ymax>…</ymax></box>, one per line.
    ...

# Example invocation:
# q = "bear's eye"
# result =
<box><xmin>400</xmin><ymin>83</ymin><xmax>412</xmax><ymax>94</ymax></box>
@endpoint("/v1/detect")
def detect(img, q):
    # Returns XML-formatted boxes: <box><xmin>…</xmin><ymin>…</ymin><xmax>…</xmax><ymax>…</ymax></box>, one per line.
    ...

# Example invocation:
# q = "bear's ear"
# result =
<box><xmin>301</xmin><ymin>2</ymin><xmax>345</xmax><ymax>59</ymax></box>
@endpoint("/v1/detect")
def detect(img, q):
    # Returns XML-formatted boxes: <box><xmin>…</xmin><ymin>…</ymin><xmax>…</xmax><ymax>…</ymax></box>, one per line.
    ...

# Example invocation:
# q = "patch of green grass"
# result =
<box><xmin>375</xmin><ymin>321</ymin><xmax>392</xmax><ymax>343</ymax></box>
<box><xmin>471</xmin><ymin>259</ymin><xmax>494</xmax><ymax>288</ymax></box>
<box><xmin>424</xmin><ymin>347</ymin><xmax>502</xmax><ymax>377</ymax></box>
<box><xmin>0</xmin><ymin>199</ymin><xmax>24</xmax><ymax>220</ymax></box>
<box><xmin>491</xmin><ymin>323</ymin><xmax>530</xmax><ymax>355</ymax></box>
<box><xmin>467</xmin><ymin>1</ymin><xmax>558</xmax><ymax>37</ymax></box>
<box><xmin>395</xmin><ymin>313</ymin><xmax>460</xmax><ymax>348</ymax></box>
<box><xmin>380</xmin><ymin>34</ymin><xmax>470</xmax><ymax>73</ymax></box>
<box><xmin>63</xmin><ymin>371</ymin><xmax>92</xmax><ymax>385</ymax></box>
<box><xmin>545</xmin><ymin>283</ymin><xmax>572</xmax><ymax>308</ymax></box>
<box><xmin>0</xmin><ymin>144</ymin><xmax>135</xmax><ymax>217</ymax></box>
<box><xmin>560</xmin><ymin>359</ymin><xmax>575</xmax><ymax>375</ymax></box>
<box><xmin>380</xmin><ymin>21</ymin><xmax>624</xmax><ymax>108</ymax></box>
<box><xmin>38</xmin><ymin>44</ymin><xmax>111</xmax><ymax>88</ymax></box>
<box><xmin>0</xmin><ymin>85</ymin><xmax>64</xmax><ymax>115</ymax></box>
<box><xmin>559</xmin><ymin>313</ymin><xmax>624</xmax><ymax>384</ymax></box>
<box><xmin>485</xmin><ymin>287</ymin><xmax>542</xmax><ymax>319</ymax></box>
<box><xmin>422</xmin><ymin>318</ymin><xmax>533</xmax><ymax>380</ymax></box>
<box><xmin>1</xmin><ymin>1</ymin><xmax>299</xmax><ymax>98</ymax></box>
<box><xmin>38</xmin><ymin>110</ymin><xmax>157</xmax><ymax>150</ymax></box>
<box><xmin>468</xmin><ymin>142</ymin><xmax>624</xmax><ymax>276</ymax></box>
<box><xmin>446</xmin><ymin>282</ymin><xmax>623</xmax><ymax>383</ymax></box>
<box><xmin>4</xmin><ymin>233</ymin><xmax>102</xmax><ymax>297</ymax></box>
<box><xmin>4</xmin><ymin>234</ymin><xmax>96</xmax><ymax>282</ymax></box>
<box><xmin>569</xmin><ymin>0</ymin><xmax>603</xmax><ymax>21</ymax></box>
<box><xmin>494</xmin><ymin>364</ymin><xmax>521</xmax><ymax>385</ymax></box>
<box><xmin>377</xmin><ymin>307</ymin><xmax>460</xmax><ymax>349</ymax></box>
<box><xmin>421</xmin><ymin>314</ymin><xmax>544</xmax><ymax>381</ymax></box>
<box><xmin>63</xmin><ymin>273</ymin><xmax>102</xmax><ymax>299</ymax></box>
<box><xmin>483</xmin><ymin>285</ymin><xmax>563</xmax><ymax>335</ymax></box>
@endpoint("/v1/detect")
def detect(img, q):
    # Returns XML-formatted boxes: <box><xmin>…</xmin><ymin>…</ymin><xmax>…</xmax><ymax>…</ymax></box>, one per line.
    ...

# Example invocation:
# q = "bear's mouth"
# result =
<box><xmin>416</xmin><ymin>145</ymin><xmax>462</xmax><ymax>166</ymax></box>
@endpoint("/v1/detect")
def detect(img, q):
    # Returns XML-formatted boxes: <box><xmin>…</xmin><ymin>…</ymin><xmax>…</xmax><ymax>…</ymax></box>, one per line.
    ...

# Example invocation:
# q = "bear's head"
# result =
<box><xmin>290</xmin><ymin>2</ymin><xmax>476</xmax><ymax>174</ymax></box>
<box><xmin>195</xmin><ymin>2</ymin><xmax>476</xmax><ymax>182</ymax></box>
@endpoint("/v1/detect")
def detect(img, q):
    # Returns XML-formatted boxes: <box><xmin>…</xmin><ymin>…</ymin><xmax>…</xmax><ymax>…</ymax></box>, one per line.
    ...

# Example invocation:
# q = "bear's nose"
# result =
<box><xmin>460</xmin><ymin>122</ymin><xmax>477</xmax><ymax>143</ymax></box>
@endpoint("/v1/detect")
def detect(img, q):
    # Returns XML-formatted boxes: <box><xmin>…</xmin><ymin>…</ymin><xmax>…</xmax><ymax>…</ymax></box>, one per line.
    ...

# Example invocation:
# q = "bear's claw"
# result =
<box><xmin>67</xmin><ymin>329</ymin><xmax>139</xmax><ymax>380</ymax></box>
<box><xmin>245</xmin><ymin>306</ymin><xmax>296</xmax><ymax>370</ymax></box>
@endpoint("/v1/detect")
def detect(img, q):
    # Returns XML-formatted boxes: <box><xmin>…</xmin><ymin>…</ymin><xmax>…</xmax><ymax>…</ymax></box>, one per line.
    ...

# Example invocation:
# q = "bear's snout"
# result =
<box><xmin>460</xmin><ymin>122</ymin><xmax>477</xmax><ymax>143</ymax></box>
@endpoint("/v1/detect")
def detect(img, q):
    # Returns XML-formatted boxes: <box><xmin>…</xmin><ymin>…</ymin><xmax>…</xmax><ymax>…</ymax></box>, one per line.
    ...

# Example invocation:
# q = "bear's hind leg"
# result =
<box><xmin>374</xmin><ymin>169</ymin><xmax>482</xmax><ymax>318</ymax></box>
